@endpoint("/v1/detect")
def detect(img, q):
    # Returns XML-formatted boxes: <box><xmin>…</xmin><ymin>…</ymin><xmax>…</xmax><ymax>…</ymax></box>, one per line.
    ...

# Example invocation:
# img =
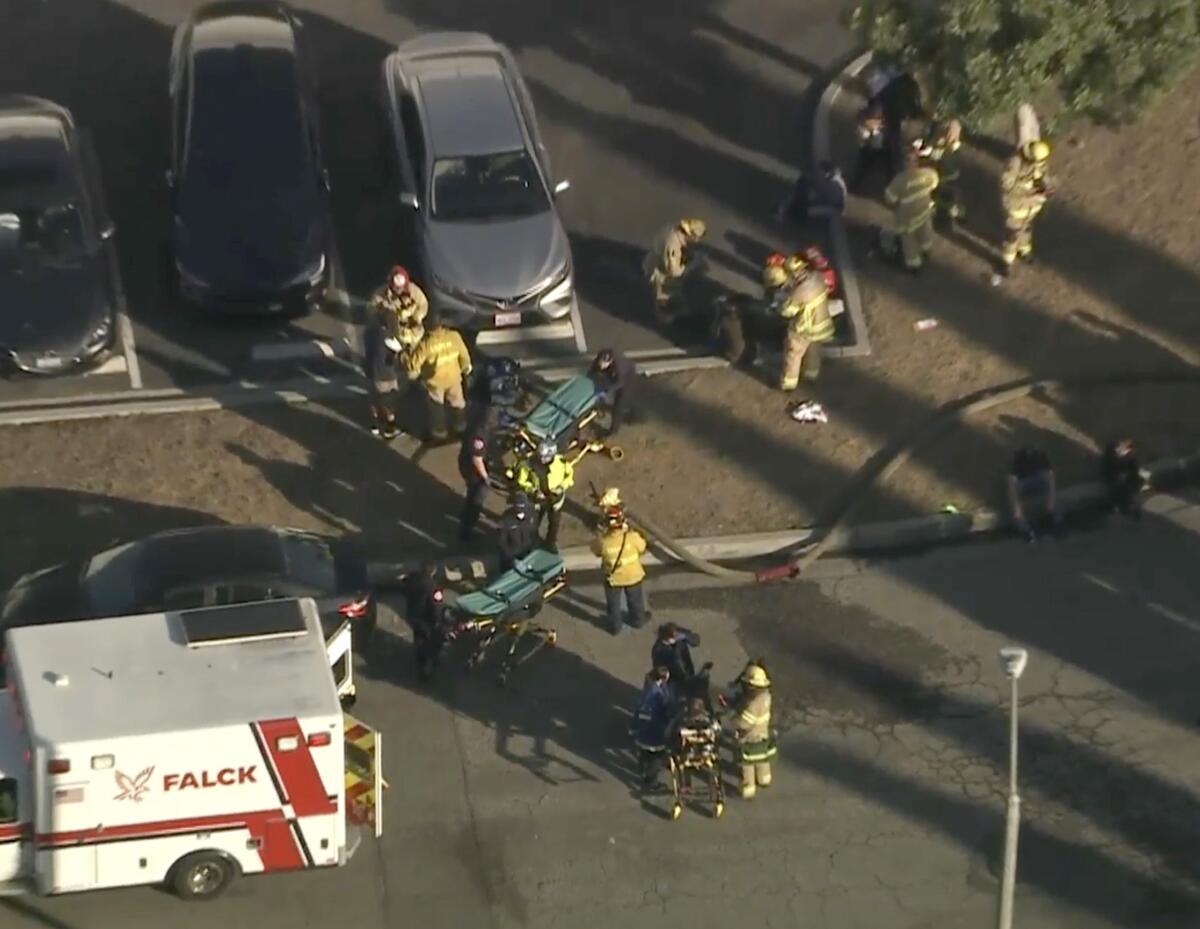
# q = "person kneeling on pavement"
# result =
<box><xmin>1007</xmin><ymin>446</ymin><xmax>1063</xmax><ymax>541</ymax></box>
<box><xmin>629</xmin><ymin>666</ymin><xmax>674</xmax><ymax>789</ymax></box>
<box><xmin>722</xmin><ymin>660</ymin><xmax>776</xmax><ymax>800</ymax></box>
<box><xmin>592</xmin><ymin>492</ymin><xmax>649</xmax><ymax>634</ymax></box>
<box><xmin>589</xmin><ymin>347</ymin><xmax>637</xmax><ymax>437</ymax></box>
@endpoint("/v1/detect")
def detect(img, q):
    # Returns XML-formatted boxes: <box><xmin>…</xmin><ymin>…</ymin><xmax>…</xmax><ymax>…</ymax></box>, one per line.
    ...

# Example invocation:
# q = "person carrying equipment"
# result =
<box><xmin>592</xmin><ymin>495</ymin><xmax>648</xmax><ymax>634</ymax></box>
<box><xmin>998</xmin><ymin>139</ymin><xmax>1053</xmax><ymax>277</ymax></box>
<box><xmin>722</xmin><ymin>661</ymin><xmax>776</xmax><ymax>799</ymax></box>
<box><xmin>588</xmin><ymin>347</ymin><xmax>637</xmax><ymax>437</ymax></box>
<box><xmin>643</xmin><ymin>218</ymin><xmax>707</xmax><ymax>325</ymax></box>
<box><xmin>878</xmin><ymin>147</ymin><xmax>939</xmax><ymax>273</ymax></box>
<box><xmin>778</xmin><ymin>258</ymin><xmax>835</xmax><ymax>390</ymax></box>
<box><xmin>406</xmin><ymin>309</ymin><xmax>473</xmax><ymax>442</ymax></box>
<box><xmin>371</xmin><ymin>265</ymin><xmax>428</xmax><ymax>345</ymax></box>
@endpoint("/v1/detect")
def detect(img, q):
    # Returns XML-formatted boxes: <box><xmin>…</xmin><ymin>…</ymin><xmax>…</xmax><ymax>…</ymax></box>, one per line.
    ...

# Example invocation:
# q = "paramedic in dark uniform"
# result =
<box><xmin>496</xmin><ymin>491</ymin><xmax>538</xmax><ymax>571</ymax></box>
<box><xmin>588</xmin><ymin>347</ymin><xmax>637</xmax><ymax>436</ymax></box>
<box><xmin>458</xmin><ymin>420</ymin><xmax>490</xmax><ymax>542</ymax></box>
<box><xmin>406</xmin><ymin>561</ymin><xmax>450</xmax><ymax>683</ymax></box>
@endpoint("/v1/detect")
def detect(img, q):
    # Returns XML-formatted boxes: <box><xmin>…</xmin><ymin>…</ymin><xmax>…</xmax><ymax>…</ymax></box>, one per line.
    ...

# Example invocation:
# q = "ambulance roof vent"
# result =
<box><xmin>180</xmin><ymin>599</ymin><xmax>309</xmax><ymax>648</ymax></box>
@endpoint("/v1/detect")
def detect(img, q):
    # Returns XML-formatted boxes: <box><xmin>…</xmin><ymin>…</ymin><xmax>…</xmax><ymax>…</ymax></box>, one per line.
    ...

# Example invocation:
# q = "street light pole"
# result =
<box><xmin>997</xmin><ymin>647</ymin><xmax>1028</xmax><ymax>929</ymax></box>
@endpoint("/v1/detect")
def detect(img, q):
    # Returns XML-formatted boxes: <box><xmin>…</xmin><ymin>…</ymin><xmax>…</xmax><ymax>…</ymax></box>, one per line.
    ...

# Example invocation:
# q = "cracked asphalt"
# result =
<box><xmin>6</xmin><ymin>493</ymin><xmax>1200</xmax><ymax>929</ymax></box>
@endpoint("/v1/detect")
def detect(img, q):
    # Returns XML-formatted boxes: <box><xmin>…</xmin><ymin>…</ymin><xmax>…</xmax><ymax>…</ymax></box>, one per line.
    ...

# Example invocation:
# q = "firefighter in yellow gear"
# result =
<box><xmin>643</xmin><ymin>218</ymin><xmax>706</xmax><ymax>324</ymax></box>
<box><xmin>879</xmin><ymin>148</ymin><xmax>939</xmax><ymax>272</ymax></box>
<box><xmin>509</xmin><ymin>441</ymin><xmax>575</xmax><ymax>551</ymax></box>
<box><xmin>778</xmin><ymin>259</ymin><xmax>835</xmax><ymax>391</ymax></box>
<box><xmin>727</xmin><ymin>661</ymin><xmax>775</xmax><ymax>799</ymax></box>
<box><xmin>999</xmin><ymin>139</ymin><xmax>1052</xmax><ymax>275</ymax></box>
<box><xmin>924</xmin><ymin>119</ymin><xmax>965</xmax><ymax>226</ymax></box>
<box><xmin>405</xmin><ymin>311</ymin><xmax>472</xmax><ymax>440</ymax></box>
<box><xmin>591</xmin><ymin>497</ymin><xmax>648</xmax><ymax>633</ymax></box>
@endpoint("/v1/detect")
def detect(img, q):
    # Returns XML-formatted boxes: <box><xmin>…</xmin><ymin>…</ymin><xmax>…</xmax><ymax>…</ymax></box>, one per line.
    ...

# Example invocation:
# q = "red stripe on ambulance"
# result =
<box><xmin>255</xmin><ymin>718</ymin><xmax>337</xmax><ymax>817</ymax></box>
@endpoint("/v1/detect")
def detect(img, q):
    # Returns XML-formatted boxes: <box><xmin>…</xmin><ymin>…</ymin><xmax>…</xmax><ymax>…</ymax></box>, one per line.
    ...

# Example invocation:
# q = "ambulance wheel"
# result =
<box><xmin>171</xmin><ymin>851</ymin><xmax>236</xmax><ymax>900</ymax></box>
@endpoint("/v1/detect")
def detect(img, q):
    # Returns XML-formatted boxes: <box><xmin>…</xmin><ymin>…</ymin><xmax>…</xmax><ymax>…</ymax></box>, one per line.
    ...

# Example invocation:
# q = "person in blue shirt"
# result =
<box><xmin>629</xmin><ymin>666</ymin><xmax>675</xmax><ymax>789</ymax></box>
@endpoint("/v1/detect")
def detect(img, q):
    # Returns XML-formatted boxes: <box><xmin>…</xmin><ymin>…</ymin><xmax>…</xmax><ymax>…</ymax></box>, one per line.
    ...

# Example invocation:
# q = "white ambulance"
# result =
<box><xmin>0</xmin><ymin>598</ymin><xmax>383</xmax><ymax>900</ymax></box>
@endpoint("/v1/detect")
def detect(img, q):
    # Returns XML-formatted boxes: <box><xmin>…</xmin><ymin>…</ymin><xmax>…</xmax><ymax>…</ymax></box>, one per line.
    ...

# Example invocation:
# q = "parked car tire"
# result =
<box><xmin>170</xmin><ymin>851</ymin><xmax>237</xmax><ymax>900</ymax></box>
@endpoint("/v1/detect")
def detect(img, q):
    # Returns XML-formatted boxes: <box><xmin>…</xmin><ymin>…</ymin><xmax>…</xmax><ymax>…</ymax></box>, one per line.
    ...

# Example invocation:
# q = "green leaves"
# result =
<box><xmin>852</xmin><ymin>0</ymin><xmax>1200</xmax><ymax>128</ymax></box>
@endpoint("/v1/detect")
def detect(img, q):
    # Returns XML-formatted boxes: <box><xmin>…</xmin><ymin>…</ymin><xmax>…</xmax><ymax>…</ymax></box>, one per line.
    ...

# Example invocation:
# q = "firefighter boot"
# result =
<box><xmin>740</xmin><ymin>764</ymin><xmax>757</xmax><ymax>800</ymax></box>
<box><xmin>425</xmin><ymin>394</ymin><xmax>449</xmax><ymax>442</ymax></box>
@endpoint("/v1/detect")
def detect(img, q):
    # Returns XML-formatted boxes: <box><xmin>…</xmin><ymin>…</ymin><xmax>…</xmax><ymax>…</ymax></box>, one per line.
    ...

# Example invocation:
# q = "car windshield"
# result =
<box><xmin>431</xmin><ymin>150</ymin><xmax>548</xmax><ymax>221</ymax></box>
<box><xmin>0</xmin><ymin>164</ymin><xmax>85</xmax><ymax>260</ymax></box>
<box><xmin>80</xmin><ymin>540</ymin><xmax>144</xmax><ymax>615</ymax></box>
<box><xmin>277</xmin><ymin>531</ymin><xmax>336</xmax><ymax>591</ymax></box>
<box><xmin>183</xmin><ymin>47</ymin><xmax>313</xmax><ymax>192</ymax></box>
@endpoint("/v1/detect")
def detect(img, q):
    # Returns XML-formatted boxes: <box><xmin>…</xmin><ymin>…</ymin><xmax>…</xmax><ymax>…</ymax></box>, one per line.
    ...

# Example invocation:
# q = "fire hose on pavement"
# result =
<box><xmin>617</xmin><ymin>370</ymin><xmax>1200</xmax><ymax>586</ymax></box>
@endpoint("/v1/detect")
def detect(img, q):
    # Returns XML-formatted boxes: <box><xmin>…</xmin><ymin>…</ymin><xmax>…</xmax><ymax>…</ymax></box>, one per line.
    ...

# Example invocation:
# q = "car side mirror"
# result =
<box><xmin>553</xmin><ymin>180</ymin><xmax>571</xmax><ymax>196</ymax></box>
<box><xmin>98</xmin><ymin>222</ymin><xmax>116</xmax><ymax>242</ymax></box>
<box><xmin>400</xmin><ymin>192</ymin><xmax>420</xmax><ymax>211</ymax></box>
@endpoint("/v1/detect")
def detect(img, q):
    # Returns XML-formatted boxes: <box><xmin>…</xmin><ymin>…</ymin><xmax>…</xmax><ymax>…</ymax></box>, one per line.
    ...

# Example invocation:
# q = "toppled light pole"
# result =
<box><xmin>996</xmin><ymin>646</ymin><xmax>1028</xmax><ymax>929</ymax></box>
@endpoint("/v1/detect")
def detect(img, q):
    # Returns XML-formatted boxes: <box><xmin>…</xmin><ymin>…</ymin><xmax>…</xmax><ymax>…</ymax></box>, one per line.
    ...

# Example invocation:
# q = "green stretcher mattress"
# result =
<box><xmin>522</xmin><ymin>375</ymin><xmax>599</xmax><ymax>442</ymax></box>
<box><xmin>455</xmin><ymin>549</ymin><xmax>567</xmax><ymax>618</ymax></box>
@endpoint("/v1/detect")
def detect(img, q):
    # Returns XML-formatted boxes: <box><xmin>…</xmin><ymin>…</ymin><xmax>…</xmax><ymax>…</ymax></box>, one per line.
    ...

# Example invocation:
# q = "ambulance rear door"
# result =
<box><xmin>342</xmin><ymin>712</ymin><xmax>384</xmax><ymax>838</ymax></box>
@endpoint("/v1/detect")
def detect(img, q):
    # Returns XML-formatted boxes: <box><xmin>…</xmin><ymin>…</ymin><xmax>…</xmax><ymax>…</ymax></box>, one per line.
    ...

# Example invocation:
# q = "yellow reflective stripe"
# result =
<box><xmin>740</xmin><ymin>710</ymin><xmax>769</xmax><ymax>725</ymax></box>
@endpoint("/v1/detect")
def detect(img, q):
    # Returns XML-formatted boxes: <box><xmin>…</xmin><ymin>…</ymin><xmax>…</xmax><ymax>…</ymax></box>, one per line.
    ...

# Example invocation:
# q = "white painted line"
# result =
<box><xmin>475</xmin><ymin>319</ymin><xmax>576</xmax><ymax>345</ymax></box>
<box><xmin>251</xmin><ymin>340</ymin><xmax>341</xmax><ymax>363</ymax></box>
<box><xmin>1145</xmin><ymin>601</ymin><xmax>1200</xmax><ymax>635</ymax></box>
<box><xmin>569</xmin><ymin>296</ymin><xmax>588</xmax><ymax>354</ymax></box>
<box><xmin>626</xmin><ymin>347</ymin><xmax>688</xmax><ymax>359</ymax></box>
<box><xmin>116</xmin><ymin>300</ymin><xmax>142</xmax><ymax>390</ymax></box>
<box><xmin>84</xmin><ymin>353</ymin><xmax>128</xmax><ymax>376</ymax></box>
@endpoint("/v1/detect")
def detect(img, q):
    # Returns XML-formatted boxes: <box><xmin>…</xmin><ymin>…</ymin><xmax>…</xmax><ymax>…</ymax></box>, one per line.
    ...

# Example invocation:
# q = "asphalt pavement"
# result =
<box><xmin>8</xmin><ymin>492</ymin><xmax>1200</xmax><ymax>929</ymax></box>
<box><xmin>0</xmin><ymin>0</ymin><xmax>857</xmax><ymax>412</ymax></box>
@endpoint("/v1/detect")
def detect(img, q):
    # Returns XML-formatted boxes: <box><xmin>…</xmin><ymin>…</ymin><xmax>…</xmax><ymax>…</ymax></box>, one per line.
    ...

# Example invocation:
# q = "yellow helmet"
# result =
<box><xmin>1024</xmin><ymin>139</ymin><xmax>1050</xmax><ymax>163</ymax></box>
<box><xmin>762</xmin><ymin>263</ymin><xmax>789</xmax><ymax>289</ymax></box>
<box><xmin>597</xmin><ymin>486</ymin><xmax>622</xmax><ymax>508</ymax></box>
<box><xmin>679</xmin><ymin>218</ymin><xmax>707</xmax><ymax>240</ymax></box>
<box><xmin>741</xmin><ymin>663</ymin><xmax>770</xmax><ymax>688</ymax></box>
<box><xmin>784</xmin><ymin>253</ymin><xmax>808</xmax><ymax>278</ymax></box>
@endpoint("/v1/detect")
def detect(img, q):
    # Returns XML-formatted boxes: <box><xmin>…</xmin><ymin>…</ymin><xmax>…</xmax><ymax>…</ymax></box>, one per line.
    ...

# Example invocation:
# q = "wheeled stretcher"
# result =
<box><xmin>491</xmin><ymin>375</ymin><xmax>624</xmax><ymax>474</ymax></box>
<box><xmin>450</xmin><ymin>549</ymin><xmax>567</xmax><ymax>684</ymax></box>
<box><xmin>666</xmin><ymin>698</ymin><xmax>725</xmax><ymax>820</ymax></box>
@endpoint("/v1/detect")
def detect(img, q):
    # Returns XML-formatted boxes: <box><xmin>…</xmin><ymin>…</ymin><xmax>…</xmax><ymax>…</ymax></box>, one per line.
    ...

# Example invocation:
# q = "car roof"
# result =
<box><xmin>407</xmin><ymin>56</ymin><xmax>526</xmax><ymax>158</ymax></box>
<box><xmin>189</xmin><ymin>2</ymin><xmax>296</xmax><ymax>53</ymax></box>
<box><xmin>129</xmin><ymin>526</ymin><xmax>294</xmax><ymax>589</ymax></box>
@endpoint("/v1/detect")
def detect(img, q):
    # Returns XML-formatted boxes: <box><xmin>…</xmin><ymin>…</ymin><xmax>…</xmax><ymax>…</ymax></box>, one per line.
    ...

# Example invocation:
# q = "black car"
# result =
<box><xmin>0</xmin><ymin>95</ymin><xmax>119</xmax><ymax>375</ymax></box>
<box><xmin>0</xmin><ymin>526</ymin><xmax>375</xmax><ymax>645</ymax></box>
<box><xmin>167</xmin><ymin>2</ymin><xmax>334</xmax><ymax>315</ymax></box>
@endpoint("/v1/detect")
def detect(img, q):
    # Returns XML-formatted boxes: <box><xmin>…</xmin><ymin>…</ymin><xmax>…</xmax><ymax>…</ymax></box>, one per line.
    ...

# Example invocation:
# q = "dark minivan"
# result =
<box><xmin>167</xmin><ymin>1</ymin><xmax>334</xmax><ymax>315</ymax></box>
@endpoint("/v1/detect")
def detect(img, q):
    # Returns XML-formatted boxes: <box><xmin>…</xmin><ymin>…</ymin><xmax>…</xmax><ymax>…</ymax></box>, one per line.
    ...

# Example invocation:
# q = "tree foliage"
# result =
<box><xmin>851</xmin><ymin>0</ymin><xmax>1200</xmax><ymax>129</ymax></box>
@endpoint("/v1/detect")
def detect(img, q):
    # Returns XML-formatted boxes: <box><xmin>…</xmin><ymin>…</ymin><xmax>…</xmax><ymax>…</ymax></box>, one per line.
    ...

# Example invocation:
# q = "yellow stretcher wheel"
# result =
<box><xmin>547</xmin><ymin>631</ymin><xmax>558</xmax><ymax>645</ymax></box>
<box><xmin>607</xmin><ymin>446</ymin><xmax>625</xmax><ymax>462</ymax></box>
<box><xmin>671</xmin><ymin>803</ymin><xmax>683</xmax><ymax>821</ymax></box>
<box><xmin>714</xmin><ymin>801</ymin><xmax>725</xmax><ymax>819</ymax></box>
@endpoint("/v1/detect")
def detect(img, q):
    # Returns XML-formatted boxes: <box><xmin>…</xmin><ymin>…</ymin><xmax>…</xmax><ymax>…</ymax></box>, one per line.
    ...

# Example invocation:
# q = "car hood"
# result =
<box><xmin>426</xmin><ymin>210</ymin><xmax>568</xmax><ymax>301</ymax></box>
<box><xmin>175</xmin><ymin>182</ymin><xmax>325</xmax><ymax>293</ymax></box>
<box><xmin>0</xmin><ymin>255</ymin><xmax>108</xmax><ymax>355</ymax></box>
<box><xmin>1</xmin><ymin>561</ymin><xmax>88</xmax><ymax>627</ymax></box>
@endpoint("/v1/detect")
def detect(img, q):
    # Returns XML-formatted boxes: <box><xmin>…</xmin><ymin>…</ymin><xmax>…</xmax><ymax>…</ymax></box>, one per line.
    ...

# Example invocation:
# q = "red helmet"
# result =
<box><xmin>388</xmin><ymin>265</ymin><xmax>410</xmax><ymax>294</ymax></box>
<box><xmin>765</xmin><ymin>252</ymin><xmax>787</xmax><ymax>268</ymax></box>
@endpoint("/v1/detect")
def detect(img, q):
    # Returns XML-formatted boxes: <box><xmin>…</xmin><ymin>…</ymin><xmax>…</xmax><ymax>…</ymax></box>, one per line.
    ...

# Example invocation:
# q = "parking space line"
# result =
<box><xmin>85</xmin><ymin>353</ymin><xmax>128</xmax><ymax>376</ymax></box>
<box><xmin>117</xmin><ymin>304</ymin><xmax>142</xmax><ymax>389</ymax></box>
<box><xmin>569</xmin><ymin>297</ymin><xmax>588</xmax><ymax>355</ymax></box>
<box><xmin>476</xmin><ymin>320</ymin><xmax>577</xmax><ymax>346</ymax></box>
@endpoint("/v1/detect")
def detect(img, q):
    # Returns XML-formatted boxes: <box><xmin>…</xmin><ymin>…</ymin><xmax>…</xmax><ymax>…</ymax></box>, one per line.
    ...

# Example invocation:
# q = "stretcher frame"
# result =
<box><xmin>666</xmin><ymin>720</ymin><xmax>726</xmax><ymax>820</ymax></box>
<box><xmin>451</xmin><ymin>551</ymin><xmax>567</xmax><ymax>685</ymax></box>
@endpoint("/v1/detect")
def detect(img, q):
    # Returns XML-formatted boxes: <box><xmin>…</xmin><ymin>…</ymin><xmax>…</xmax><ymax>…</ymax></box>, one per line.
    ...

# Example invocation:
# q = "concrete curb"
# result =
<box><xmin>813</xmin><ymin>50</ymin><xmax>875</xmax><ymax>360</ymax></box>
<box><xmin>385</xmin><ymin>450</ymin><xmax>1198</xmax><ymax>585</ymax></box>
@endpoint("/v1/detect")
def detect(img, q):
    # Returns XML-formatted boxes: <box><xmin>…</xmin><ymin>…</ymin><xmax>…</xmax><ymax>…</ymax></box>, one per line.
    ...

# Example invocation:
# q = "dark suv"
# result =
<box><xmin>167</xmin><ymin>1</ymin><xmax>334</xmax><ymax>315</ymax></box>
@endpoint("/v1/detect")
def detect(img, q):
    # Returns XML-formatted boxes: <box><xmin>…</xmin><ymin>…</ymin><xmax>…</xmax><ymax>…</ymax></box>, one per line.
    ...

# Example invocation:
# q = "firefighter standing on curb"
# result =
<box><xmin>997</xmin><ymin>139</ymin><xmax>1053</xmax><ymax>278</ymax></box>
<box><xmin>406</xmin><ymin>310</ymin><xmax>472</xmax><ymax>442</ymax></box>
<box><xmin>923</xmin><ymin>119</ymin><xmax>965</xmax><ymax>227</ymax></box>
<box><xmin>778</xmin><ymin>258</ymin><xmax>835</xmax><ymax>391</ymax></box>
<box><xmin>643</xmin><ymin>218</ymin><xmax>707</xmax><ymax>325</ymax></box>
<box><xmin>591</xmin><ymin>489</ymin><xmax>649</xmax><ymax>634</ymax></box>
<box><xmin>509</xmin><ymin>441</ymin><xmax>574</xmax><ymax>551</ymax></box>
<box><xmin>878</xmin><ymin>147</ymin><xmax>939</xmax><ymax>273</ymax></box>
<box><xmin>722</xmin><ymin>660</ymin><xmax>776</xmax><ymax>799</ymax></box>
